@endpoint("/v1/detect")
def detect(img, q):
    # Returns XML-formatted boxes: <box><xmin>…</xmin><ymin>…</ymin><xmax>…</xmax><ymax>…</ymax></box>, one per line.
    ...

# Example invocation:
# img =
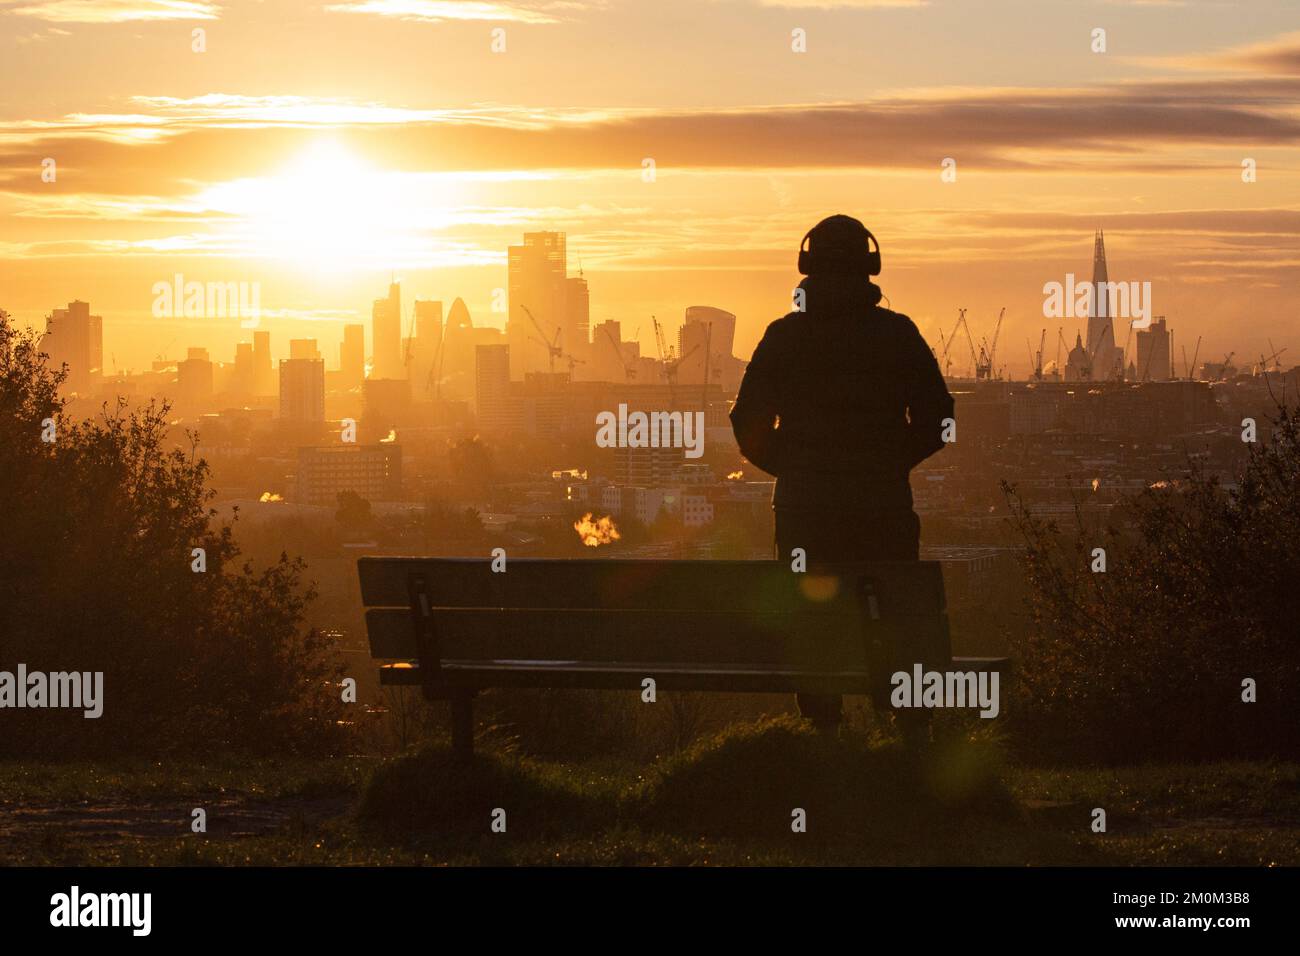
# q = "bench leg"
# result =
<box><xmin>450</xmin><ymin>693</ymin><xmax>474</xmax><ymax>761</ymax></box>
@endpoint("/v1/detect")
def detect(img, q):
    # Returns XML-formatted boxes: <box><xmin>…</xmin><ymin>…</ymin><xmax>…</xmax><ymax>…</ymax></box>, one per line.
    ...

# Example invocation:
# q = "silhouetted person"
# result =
<box><xmin>730</xmin><ymin>215</ymin><xmax>954</xmax><ymax>734</ymax></box>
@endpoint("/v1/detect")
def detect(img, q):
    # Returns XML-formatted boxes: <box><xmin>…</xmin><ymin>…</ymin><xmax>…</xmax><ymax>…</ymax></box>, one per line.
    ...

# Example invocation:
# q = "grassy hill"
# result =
<box><xmin>2</xmin><ymin>717</ymin><xmax>1296</xmax><ymax>866</ymax></box>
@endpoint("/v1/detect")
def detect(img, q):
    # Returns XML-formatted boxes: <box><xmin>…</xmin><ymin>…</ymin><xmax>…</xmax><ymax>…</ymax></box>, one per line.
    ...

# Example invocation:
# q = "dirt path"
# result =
<box><xmin>0</xmin><ymin>793</ymin><xmax>353</xmax><ymax>844</ymax></box>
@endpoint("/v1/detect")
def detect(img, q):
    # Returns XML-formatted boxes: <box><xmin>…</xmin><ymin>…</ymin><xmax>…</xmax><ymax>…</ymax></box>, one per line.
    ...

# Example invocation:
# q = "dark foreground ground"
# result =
<box><xmin>2</xmin><ymin>717</ymin><xmax>1297</xmax><ymax>866</ymax></box>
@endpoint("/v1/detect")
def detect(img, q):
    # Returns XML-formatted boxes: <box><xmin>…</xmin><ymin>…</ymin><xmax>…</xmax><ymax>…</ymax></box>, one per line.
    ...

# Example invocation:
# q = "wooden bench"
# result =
<box><xmin>359</xmin><ymin>557</ymin><xmax>1006</xmax><ymax>758</ymax></box>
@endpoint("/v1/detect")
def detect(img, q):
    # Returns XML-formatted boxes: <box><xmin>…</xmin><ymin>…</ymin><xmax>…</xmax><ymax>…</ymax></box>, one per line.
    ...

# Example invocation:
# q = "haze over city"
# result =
<box><xmin>3</xmin><ymin>0</ymin><xmax>1299</xmax><ymax>376</ymax></box>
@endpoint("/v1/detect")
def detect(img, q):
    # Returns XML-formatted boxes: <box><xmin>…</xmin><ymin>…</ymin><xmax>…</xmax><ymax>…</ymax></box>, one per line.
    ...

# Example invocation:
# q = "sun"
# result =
<box><xmin>197</xmin><ymin>139</ymin><xmax>430</xmax><ymax>271</ymax></box>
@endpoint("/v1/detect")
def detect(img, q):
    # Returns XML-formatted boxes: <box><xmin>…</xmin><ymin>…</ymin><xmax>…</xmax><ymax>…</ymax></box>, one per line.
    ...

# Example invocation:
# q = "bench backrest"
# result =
<box><xmin>359</xmin><ymin>558</ymin><xmax>950</xmax><ymax>672</ymax></box>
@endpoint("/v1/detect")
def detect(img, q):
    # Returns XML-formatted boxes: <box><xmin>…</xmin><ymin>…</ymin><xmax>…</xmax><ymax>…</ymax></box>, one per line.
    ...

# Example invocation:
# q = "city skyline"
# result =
<box><xmin>29</xmin><ymin>225</ymin><xmax>1285</xmax><ymax>405</ymax></box>
<box><xmin>3</xmin><ymin>2</ymin><xmax>1299</xmax><ymax>375</ymax></box>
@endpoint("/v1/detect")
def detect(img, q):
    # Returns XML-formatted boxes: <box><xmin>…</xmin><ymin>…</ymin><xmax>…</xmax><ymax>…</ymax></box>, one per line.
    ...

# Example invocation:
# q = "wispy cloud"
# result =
<box><xmin>752</xmin><ymin>0</ymin><xmax>926</xmax><ymax>8</ymax></box>
<box><xmin>6</xmin><ymin>0</ymin><xmax>220</xmax><ymax>23</ymax></box>
<box><xmin>4</xmin><ymin>76</ymin><xmax>1300</xmax><ymax>198</ymax></box>
<box><xmin>323</xmin><ymin>0</ymin><xmax>566</xmax><ymax>23</ymax></box>
<box><xmin>1153</xmin><ymin>30</ymin><xmax>1300</xmax><ymax>74</ymax></box>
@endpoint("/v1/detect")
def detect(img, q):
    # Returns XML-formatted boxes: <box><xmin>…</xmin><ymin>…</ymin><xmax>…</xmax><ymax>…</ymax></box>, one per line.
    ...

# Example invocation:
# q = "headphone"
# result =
<box><xmin>798</xmin><ymin>221</ymin><xmax>881</xmax><ymax>277</ymax></box>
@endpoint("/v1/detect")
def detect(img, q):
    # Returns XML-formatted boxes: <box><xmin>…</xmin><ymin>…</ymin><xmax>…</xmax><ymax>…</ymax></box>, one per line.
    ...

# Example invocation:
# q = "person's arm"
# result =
<box><xmin>902</xmin><ymin>321</ymin><xmax>955</xmax><ymax>470</ymax></box>
<box><xmin>729</xmin><ymin>322</ymin><xmax>785</xmax><ymax>477</ymax></box>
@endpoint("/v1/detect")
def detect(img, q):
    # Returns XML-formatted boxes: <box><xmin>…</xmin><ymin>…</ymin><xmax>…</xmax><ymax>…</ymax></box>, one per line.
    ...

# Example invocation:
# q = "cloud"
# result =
<box><xmin>323</xmin><ymin>0</ymin><xmax>565</xmax><ymax>23</ymax></box>
<box><xmin>1168</xmin><ymin>30</ymin><xmax>1300</xmax><ymax>75</ymax></box>
<box><xmin>4</xmin><ymin>74</ymin><xmax>1300</xmax><ymax>199</ymax></box>
<box><xmin>751</xmin><ymin>0</ymin><xmax>926</xmax><ymax>7</ymax></box>
<box><xmin>6</xmin><ymin>0</ymin><xmax>220</xmax><ymax>22</ymax></box>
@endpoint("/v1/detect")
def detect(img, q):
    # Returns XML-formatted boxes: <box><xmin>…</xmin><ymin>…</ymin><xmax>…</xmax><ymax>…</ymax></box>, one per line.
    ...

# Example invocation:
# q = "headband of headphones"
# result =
<box><xmin>798</xmin><ymin>221</ymin><xmax>881</xmax><ymax>277</ymax></box>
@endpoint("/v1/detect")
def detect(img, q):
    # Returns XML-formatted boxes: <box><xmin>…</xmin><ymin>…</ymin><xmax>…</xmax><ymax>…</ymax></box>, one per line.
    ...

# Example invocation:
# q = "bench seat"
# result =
<box><xmin>379</xmin><ymin>655</ymin><xmax>1008</xmax><ymax>694</ymax></box>
<box><xmin>359</xmin><ymin>557</ymin><xmax>1008</xmax><ymax>758</ymax></box>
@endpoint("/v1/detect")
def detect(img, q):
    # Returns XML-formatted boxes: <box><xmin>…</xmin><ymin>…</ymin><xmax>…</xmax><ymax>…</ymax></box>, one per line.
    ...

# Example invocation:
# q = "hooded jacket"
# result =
<box><xmin>729</xmin><ymin>274</ymin><xmax>954</xmax><ymax>513</ymax></box>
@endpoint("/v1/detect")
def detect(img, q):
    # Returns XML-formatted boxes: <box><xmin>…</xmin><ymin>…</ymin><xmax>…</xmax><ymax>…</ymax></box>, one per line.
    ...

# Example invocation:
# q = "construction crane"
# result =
<box><xmin>1118</xmin><ymin>320</ymin><xmax>1136</xmax><ymax>381</ymax></box>
<box><xmin>974</xmin><ymin>307</ymin><xmax>1004</xmax><ymax>381</ymax></box>
<box><xmin>520</xmin><ymin>303</ymin><xmax>564</xmax><ymax>374</ymax></box>
<box><xmin>1212</xmin><ymin>350</ymin><xmax>1236</xmax><ymax>381</ymax></box>
<box><xmin>403</xmin><ymin>302</ymin><xmax>416</xmax><ymax>374</ymax></box>
<box><xmin>1257</xmin><ymin>341</ymin><xmax>1288</xmax><ymax>375</ymax></box>
<box><xmin>602</xmin><ymin>324</ymin><xmax>635</xmax><ymax>381</ymax></box>
<box><xmin>652</xmin><ymin>316</ymin><xmax>672</xmax><ymax>364</ymax></box>
<box><xmin>1184</xmin><ymin>335</ymin><xmax>1201</xmax><ymax>381</ymax></box>
<box><xmin>955</xmin><ymin>308</ymin><xmax>978</xmax><ymax>379</ymax></box>
<box><xmin>937</xmin><ymin>322</ymin><xmax>966</xmax><ymax>379</ymax></box>
<box><xmin>651</xmin><ymin>315</ymin><xmax>697</xmax><ymax>395</ymax></box>
<box><xmin>1027</xmin><ymin>328</ymin><xmax>1046</xmax><ymax>381</ymax></box>
<box><xmin>425</xmin><ymin>331</ymin><xmax>446</xmax><ymax>399</ymax></box>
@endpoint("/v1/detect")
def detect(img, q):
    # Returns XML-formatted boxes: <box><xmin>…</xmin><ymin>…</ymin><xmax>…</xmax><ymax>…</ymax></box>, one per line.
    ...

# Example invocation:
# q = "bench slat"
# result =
<box><xmin>379</xmin><ymin>657</ymin><xmax>1006</xmax><ymax>694</ymax></box>
<box><xmin>385</xmin><ymin>659</ymin><xmax>878</xmax><ymax>694</ymax></box>
<box><xmin>359</xmin><ymin>557</ymin><xmax>946</xmax><ymax>615</ymax></box>
<box><xmin>365</xmin><ymin>606</ymin><xmax>950</xmax><ymax>670</ymax></box>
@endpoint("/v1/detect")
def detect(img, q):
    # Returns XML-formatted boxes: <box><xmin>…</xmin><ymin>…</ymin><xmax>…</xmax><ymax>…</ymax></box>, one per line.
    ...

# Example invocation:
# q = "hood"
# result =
<box><xmin>796</xmin><ymin>274</ymin><xmax>884</xmax><ymax>316</ymax></box>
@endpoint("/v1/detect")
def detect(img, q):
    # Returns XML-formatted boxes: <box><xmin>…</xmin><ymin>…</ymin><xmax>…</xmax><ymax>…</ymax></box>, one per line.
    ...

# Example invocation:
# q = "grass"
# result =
<box><xmin>0</xmin><ymin>755</ymin><xmax>374</xmax><ymax>804</ymax></box>
<box><xmin>3</xmin><ymin>718</ymin><xmax>1298</xmax><ymax>866</ymax></box>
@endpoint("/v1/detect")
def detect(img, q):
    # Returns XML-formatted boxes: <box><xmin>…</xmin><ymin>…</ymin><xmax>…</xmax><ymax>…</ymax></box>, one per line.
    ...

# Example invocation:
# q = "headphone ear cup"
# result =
<box><xmin>797</xmin><ymin>249</ymin><xmax>810</xmax><ymax>274</ymax></box>
<box><xmin>864</xmin><ymin>230</ymin><xmax>881</xmax><ymax>276</ymax></box>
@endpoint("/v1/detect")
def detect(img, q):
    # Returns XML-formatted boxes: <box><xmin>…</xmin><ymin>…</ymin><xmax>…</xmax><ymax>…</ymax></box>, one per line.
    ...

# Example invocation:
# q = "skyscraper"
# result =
<box><xmin>177</xmin><ymin>347</ymin><xmax>213</xmax><ymax>406</ymax></box>
<box><xmin>252</xmin><ymin>330</ymin><xmax>273</xmax><ymax>396</ymax></box>
<box><xmin>289</xmin><ymin>338</ymin><xmax>320</xmax><ymax>360</ymax></box>
<box><xmin>280</xmin><ymin>354</ymin><xmax>325</xmax><ymax>422</ymax></box>
<box><xmin>410</xmin><ymin>299</ymin><xmax>442</xmax><ymax>397</ymax></box>
<box><xmin>1086</xmin><ymin>231</ymin><xmax>1122</xmax><ymax>380</ymax></box>
<box><xmin>678</xmin><ymin>306</ymin><xmax>738</xmax><ymax>388</ymax></box>
<box><xmin>475</xmin><ymin>343</ymin><xmax>520</xmax><ymax>432</ymax></box>
<box><xmin>340</xmin><ymin>324</ymin><xmax>365</xmax><ymax>389</ymax></box>
<box><xmin>439</xmin><ymin>297</ymin><xmax>476</xmax><ymax>401</ymax></box>
<box><xmin>591</xmin><ymin>319</ymin><xmax>627</xmax><ymax>383</ymax></box>
<box><xmin>564</xmin><ymin>275</ymin><xmax>589</xmax><ymax>365</ymax></box>
<box><xmin>1135</xmin><ymin>317</ymin><xmax>1172</xmax><ymax>381</ymax></box>
<box><xmin>232</xmin><ymin>342</ymin><xmax>255</xmax><ymax>398</ymax></box>
<box><xmin>508</xmin><ymin>232</ymin><xmax>567</xmax><ymax>380</ymax></box>
<box><xmin>42</xmin><ymin>299</ymin><xmax>103</xmax><ymax>394</ymax></box>
<box><xmin>371</xmin><ymin>281</ymin><xmax>403</xmax><ymax>380</ymax></box>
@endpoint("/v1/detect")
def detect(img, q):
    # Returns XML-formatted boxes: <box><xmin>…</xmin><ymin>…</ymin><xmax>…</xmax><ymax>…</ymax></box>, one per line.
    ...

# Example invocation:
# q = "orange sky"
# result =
<box><xmin>2</xmin><ymin>0</ymin><xmax>1298</xmax><ymax>376</ymax></box>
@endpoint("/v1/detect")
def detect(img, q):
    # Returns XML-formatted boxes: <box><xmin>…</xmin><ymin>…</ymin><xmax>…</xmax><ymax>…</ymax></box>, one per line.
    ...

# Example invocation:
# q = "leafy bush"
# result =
<box><xmin>1004</xmin><ymin>405</ymin><xmax>1300</xmax><ymax>763</ymax></box>
<box><xmin>0</xmin><ymin>312</ymin><xmax>347</xmax><ymax>757</ymax></box>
